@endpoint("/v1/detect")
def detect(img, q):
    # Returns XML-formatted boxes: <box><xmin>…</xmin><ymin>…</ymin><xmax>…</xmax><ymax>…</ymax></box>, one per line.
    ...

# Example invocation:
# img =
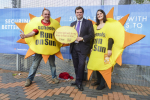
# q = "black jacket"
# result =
<box><xmin>70</xmin><ymin>18</ymin><xmax>94</xmax><ymax>55</ymax></box>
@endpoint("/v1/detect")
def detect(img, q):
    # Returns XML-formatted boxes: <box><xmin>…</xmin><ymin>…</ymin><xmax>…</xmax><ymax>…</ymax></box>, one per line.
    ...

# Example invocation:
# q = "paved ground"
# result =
<box><xmin>1</xmin><ymin>54</ymin><xmax>150</xmax><ymax>88</ymax></box>
<box><xmin>0</xmin><ymin>68</ymin><xmax>150</xmax><ymax>100</ymax></box>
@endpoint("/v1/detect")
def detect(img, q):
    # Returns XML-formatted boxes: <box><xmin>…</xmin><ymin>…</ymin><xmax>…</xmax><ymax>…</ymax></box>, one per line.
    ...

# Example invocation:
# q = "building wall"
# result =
<box><xmin>1</xmin><ymin>0</ymin><xmax>150</xmax><ymax>9</ymax></box>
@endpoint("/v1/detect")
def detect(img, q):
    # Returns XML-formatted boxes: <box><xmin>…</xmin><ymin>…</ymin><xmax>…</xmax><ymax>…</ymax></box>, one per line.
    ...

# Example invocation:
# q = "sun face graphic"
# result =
<box><xmin>15</xmin><ymin>13</ymin><xmax>68</xmax><ymax>64</ymax></box>
<box><xmin>87</xmin><ymin>7</ymin><xmax>145</xmax><ymax>89</ymax></box>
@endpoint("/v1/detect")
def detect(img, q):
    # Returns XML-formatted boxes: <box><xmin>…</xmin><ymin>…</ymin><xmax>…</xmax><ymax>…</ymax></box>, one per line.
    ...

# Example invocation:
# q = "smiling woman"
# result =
<box><xmin>87</xmin><ymin>7</ymin><xmax>145</xmax><ymax>90</ymax></box>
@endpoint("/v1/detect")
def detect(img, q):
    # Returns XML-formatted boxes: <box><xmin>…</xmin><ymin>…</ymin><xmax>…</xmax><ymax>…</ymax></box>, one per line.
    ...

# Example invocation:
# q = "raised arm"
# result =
<box><xmin>20</xmin><ymin>31</ymin><xmax>36</xmax><ymax>39</ymax></box>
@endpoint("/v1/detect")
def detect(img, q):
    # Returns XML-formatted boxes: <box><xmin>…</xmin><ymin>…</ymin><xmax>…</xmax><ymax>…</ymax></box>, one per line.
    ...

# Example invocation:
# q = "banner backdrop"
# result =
<box><xmin>0</xmin><ymin>5</ymin><xmax>149</xmax><ymax>66</ymax></box>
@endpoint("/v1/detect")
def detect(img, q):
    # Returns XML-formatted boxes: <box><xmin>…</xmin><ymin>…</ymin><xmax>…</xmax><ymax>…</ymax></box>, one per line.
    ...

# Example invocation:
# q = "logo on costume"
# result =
<box><xmin>38</xmin><ymin>26</ymin><xmax>55</xmax><ymax>31</ymax></box>
<box><xmin>95</xmin><ymin>32</ymin><xmax>105</xmax><ymax>37</ymax></box>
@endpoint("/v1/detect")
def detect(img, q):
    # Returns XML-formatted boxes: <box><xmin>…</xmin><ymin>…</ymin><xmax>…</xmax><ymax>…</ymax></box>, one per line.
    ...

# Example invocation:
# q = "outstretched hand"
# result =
<box><xmin>20</xmin><ymin>31</ymin><xmax>26</xmax><ymax>39</ymax></box>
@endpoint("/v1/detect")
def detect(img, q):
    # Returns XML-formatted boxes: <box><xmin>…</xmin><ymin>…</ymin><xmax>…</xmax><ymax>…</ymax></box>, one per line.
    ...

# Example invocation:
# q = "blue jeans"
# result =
<box><xmin>27</xmin><ymin>54</ymin><xmax>57</xmax><ymax>81</ymax></box>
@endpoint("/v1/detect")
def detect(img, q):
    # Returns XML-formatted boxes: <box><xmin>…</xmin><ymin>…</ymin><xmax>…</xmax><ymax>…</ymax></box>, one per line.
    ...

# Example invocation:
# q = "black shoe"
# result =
<box><xmin>96</xmin><ymin>85</ymin><xmax>105</xmax><ymax>90</ymax></box>
<box><xmin>71</xmin><ymin>82</ymin><xmax>76</xmax><ymax>86</ymax></box>
<box><xmin>77</xmin><ymin>84</ymin><xmax>84</xmax><ymax>91</ymax></box>
<box><xmin>91</xmin><ymin>82</ymin><xmax>100</xmax><ymax>86</ymax></box>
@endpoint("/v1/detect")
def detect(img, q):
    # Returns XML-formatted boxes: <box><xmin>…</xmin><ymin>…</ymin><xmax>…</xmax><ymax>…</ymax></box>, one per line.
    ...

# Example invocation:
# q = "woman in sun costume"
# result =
<box><xmin>89</xmin><ymin>9</ymin><xmax>114</xmax><ymax>90</ymax></box>
<box><xmin>87</xmin><ymin>7</ymin><xmax>145</xmax><ymax>89</ymax></box>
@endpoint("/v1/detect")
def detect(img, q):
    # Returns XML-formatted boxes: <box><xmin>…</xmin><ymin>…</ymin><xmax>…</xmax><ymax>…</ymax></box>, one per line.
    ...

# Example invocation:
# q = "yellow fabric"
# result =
<box><xmin>24</xmin><ymin>16</ymin><xmax>62</xmax><ymax>55</ymax></box>
<box><xmin>87</xmin><ymin>18</ymin><xmax>124</xmax><ymax>71</ymax></box>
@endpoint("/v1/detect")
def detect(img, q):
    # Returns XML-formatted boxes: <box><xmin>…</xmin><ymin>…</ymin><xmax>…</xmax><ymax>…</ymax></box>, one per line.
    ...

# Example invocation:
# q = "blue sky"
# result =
<box><xmin>0</xmin><ymin>0</ymin><xmax>12</xmax><ymax>9</ymax></box>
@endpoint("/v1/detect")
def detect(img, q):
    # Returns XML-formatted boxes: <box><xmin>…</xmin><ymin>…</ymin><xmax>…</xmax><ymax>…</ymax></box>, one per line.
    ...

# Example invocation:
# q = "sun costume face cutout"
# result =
<box><xmin>87</xmin><ymin>7</ymin><xmax>145</xmax><ymax>89</ymax></box>
<box><xmin>15</xmin><ymin>12</ymin><xmax>67</xmax><ymax>64</ymax></box>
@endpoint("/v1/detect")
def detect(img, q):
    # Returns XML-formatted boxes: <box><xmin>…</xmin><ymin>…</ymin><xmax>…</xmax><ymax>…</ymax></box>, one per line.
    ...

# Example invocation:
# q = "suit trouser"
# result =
<box><xmin>72</xmin><ymin>43</ymin><xmax>87</xmax><ymax>85</ymax></box>
<box><xmin>96</xmin><ymin>71</ymin><xmax>105</xmax><ymax>87</ymax></box>
<box><xmin>27</xmin><ymin>54</ymin><xmax>57</xmax><ymax>81</ymax></box>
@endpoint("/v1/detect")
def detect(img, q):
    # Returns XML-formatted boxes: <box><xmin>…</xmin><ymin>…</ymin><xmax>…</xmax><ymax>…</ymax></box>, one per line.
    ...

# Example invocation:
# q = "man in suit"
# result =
<box><xmin>70</xmin><ymin>6</ymin><xmax>94</xmax><ymax>91</ymax></box>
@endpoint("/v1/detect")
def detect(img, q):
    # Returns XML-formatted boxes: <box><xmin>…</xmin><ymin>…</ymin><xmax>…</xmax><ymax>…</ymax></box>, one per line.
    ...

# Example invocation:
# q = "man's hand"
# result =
<box><xmin>20</xmin><ymin>31</ymin><xmax>36</xmax><ymax>39</ymax></box>
<box><xmin>76</xmin><ymin>37</ymin><xmax>83</xmax><ymax>42</ymax></box>
<box><xmin>107</xmin><ymin>50</ymin><xmax>112</xmax><ymax>57</ymax></box>
<box><xmin>20</xmin><ymin>31</ymin><xmax>26</xmax><ymax>39</ymax></box>
<box><xmin>90</xmin><ymin>49</ymin><xmax>92</xmax><ymax>53</ymax></box>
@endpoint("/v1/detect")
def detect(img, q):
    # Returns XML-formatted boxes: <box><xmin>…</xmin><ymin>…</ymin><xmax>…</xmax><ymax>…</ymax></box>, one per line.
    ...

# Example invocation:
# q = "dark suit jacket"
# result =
<box><xmin>70</xmin><ymin>18</ymin><xmax>94</xmax><ymax>55</ymax></box>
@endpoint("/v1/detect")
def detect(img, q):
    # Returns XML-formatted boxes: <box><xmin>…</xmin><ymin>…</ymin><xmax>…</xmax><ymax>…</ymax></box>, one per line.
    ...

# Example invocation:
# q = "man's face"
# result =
<box><xmin>42</xmin><ymin>10</ymin><xmax>50</xmax><ymax>21</ymax></box>
<box><xmin>75</xmin><ymin>9</ymin><xmax>83</xmax><ymax>20</ymax></box>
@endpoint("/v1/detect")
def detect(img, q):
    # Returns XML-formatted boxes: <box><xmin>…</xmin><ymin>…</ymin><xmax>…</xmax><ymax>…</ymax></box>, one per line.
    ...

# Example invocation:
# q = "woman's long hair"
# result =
<box><xmin>96</xmin><ymin>9</ymin><xmax>107</xmax><ymax>25</ymax></box>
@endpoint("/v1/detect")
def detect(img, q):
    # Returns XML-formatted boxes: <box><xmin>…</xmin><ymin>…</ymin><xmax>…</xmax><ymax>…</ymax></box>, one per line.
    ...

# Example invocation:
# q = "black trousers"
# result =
<box><xmin>96</xmin><ymin>71</ymin><xmax>105</xmax><ymax>87</ymax></box>
<box><xmin>72</xmin><ymin>44</ymin><xmax>87</xmax><ymax>85</ymax></box>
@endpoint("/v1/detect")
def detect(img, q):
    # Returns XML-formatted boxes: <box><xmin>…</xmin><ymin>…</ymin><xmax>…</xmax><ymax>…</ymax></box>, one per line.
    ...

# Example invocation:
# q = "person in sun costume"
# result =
<box><xmin>15</xmin><ymin>9</ymin><xmax>66</xmax><ymax>87</ymax></box>
<box><xmin>89</xmin><ymin>9</ymin><xmax>114</xmax><ymax>90</ymax></box>
<box><xmin>87</xmin><ymin>7</ymin><xmax>145</xmax><ymax>90</ymax></box>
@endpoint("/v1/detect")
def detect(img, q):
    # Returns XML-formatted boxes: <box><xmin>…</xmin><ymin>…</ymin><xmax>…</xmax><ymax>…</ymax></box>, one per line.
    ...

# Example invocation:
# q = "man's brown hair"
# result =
<box><xmin>75</xmin><ymin>6</ymin><xmax>84</xmax><ymax>13</ymax></box>
<box><xmin>42</xmin><ymin>9</ymin><xmax>50</xmax><ymax>15</ymax></box>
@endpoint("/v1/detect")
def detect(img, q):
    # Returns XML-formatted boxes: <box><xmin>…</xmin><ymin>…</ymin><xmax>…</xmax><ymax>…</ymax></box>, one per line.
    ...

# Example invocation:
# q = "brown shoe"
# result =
<box><xmin>25</xmin><ymin>79</ymin><xmax>32</xmax><ymax>87</ymax></box>
<box><xmin>52</xmin><ymin>78</ymin><xmax>59</xmax><ymax>84</ymax></box>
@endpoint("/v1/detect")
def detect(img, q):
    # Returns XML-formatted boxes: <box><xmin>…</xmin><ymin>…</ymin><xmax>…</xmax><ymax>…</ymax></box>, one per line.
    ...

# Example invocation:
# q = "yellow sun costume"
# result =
<box><xmin>24</xmin><ymin>16</ymin><xmax>62</xmax><ymax>55</ymax></box>
<box><xmin>87</xmin><ymin>7</ymin><xmax>145</xmax><ymax>89</ymax></box>
<box><xmin>15</xmin><ymin>13</ymin><xmax>67</xmax><ymax>63</ymax></box>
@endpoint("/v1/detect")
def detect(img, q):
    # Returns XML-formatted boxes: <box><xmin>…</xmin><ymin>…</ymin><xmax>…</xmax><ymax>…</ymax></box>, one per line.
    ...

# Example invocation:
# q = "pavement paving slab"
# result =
<box><xmin>0</xmin><ymin>68</ymin><xmax>149</xmax><ymax>100</ymax></box>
